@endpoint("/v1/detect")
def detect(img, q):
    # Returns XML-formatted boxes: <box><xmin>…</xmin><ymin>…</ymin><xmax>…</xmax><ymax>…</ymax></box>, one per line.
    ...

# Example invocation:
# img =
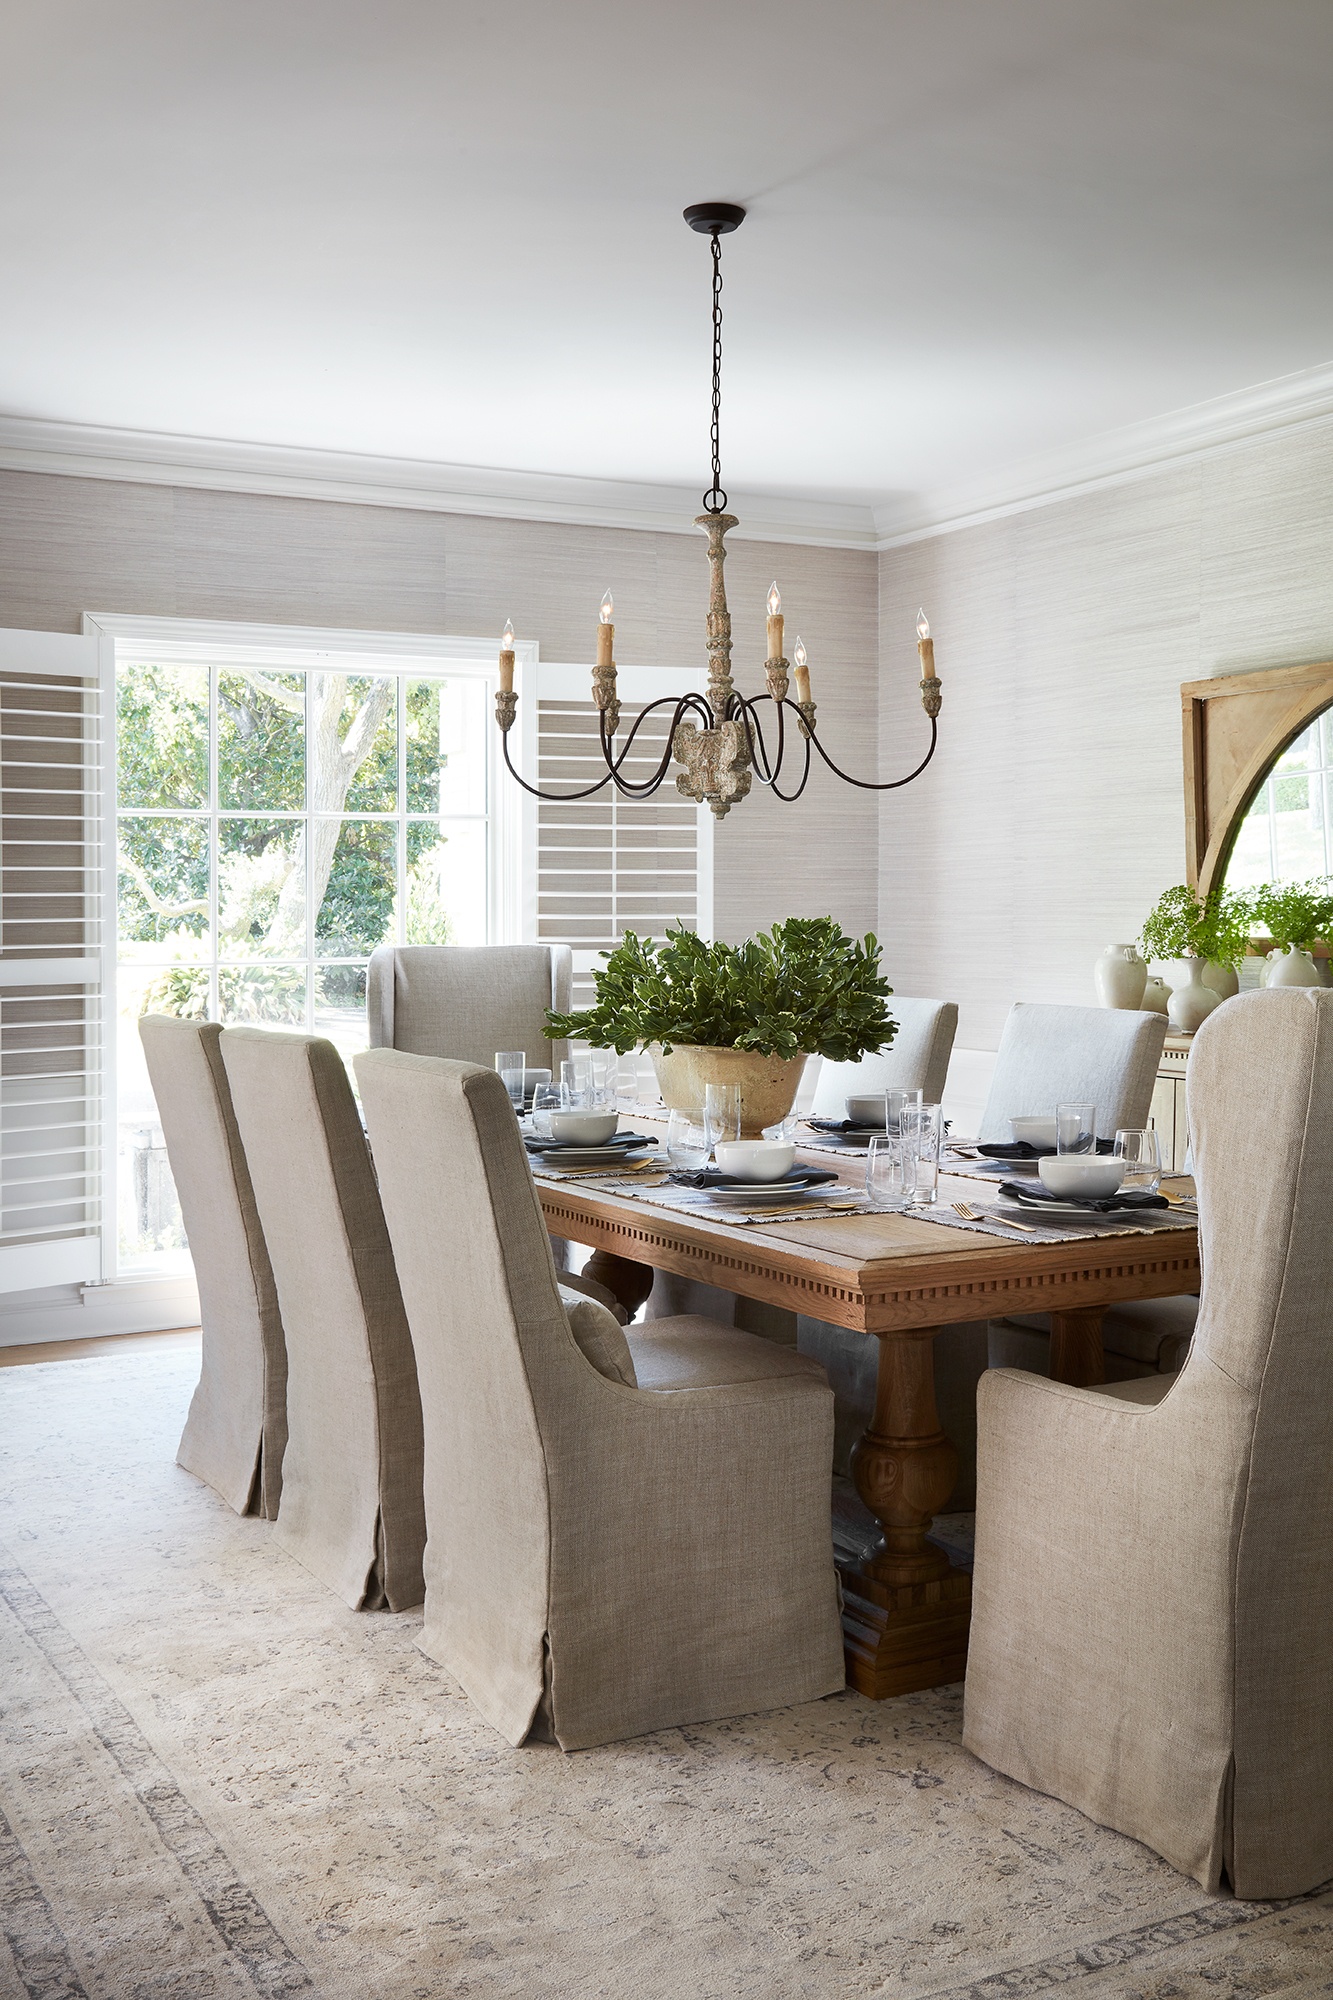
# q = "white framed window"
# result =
<box><xmin>85</xmin><ymin>614</ymin><xmax>524</xmax><ymax>1280</ymax></box>
<box><xmin>1226</xmin><ymin>707</ymin><xmax>1333</xmax><ymax>888</ymax></box>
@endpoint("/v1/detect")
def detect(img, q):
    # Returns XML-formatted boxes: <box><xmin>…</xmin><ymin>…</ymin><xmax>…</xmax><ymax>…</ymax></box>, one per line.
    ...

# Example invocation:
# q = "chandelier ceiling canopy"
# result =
<box><xmin>494</xmin><ymin>203</ymin><xmax>943</xmax><ymax>819</ymax></box>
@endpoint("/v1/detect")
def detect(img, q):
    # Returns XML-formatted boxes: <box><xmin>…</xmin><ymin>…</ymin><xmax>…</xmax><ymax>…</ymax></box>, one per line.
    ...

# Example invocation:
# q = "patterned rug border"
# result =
<box><xmin>924</xmin><ymin>1875</ymin><xmax>1333</xmax><ymax>1998</ymax></box>
<box><xmin>0</xmin><ymin>1551</ymin><xmax>316</xmax><ymax>2000</ymax></box>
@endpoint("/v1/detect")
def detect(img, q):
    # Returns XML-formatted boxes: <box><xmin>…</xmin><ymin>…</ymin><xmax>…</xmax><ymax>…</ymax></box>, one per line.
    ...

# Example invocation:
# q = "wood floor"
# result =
<box><xmin>0</xmin><ymin>1326</ymin><xmax>201</xmax><ymax>1368</ymax></box>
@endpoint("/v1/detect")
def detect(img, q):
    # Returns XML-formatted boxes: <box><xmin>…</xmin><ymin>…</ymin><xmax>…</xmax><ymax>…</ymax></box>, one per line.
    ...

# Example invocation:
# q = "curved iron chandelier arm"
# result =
<box><xmin>802</xmin><ymin>711</ymin><xmax>940</xmax><ymax>791</ymax></box>
<box><xmin>499</xmin><ymin>727</ymin><xmax>622</xmax><ymax>802</ymax></box>
<box><xmin>599</xmin><ymin>690</ymin><xmax>715</xmax><ymax>784</ymax></box>
<box><xmin>731</xmin><ymin>692</ymin><xmax>814</xmax><ymax>801</ymax></box>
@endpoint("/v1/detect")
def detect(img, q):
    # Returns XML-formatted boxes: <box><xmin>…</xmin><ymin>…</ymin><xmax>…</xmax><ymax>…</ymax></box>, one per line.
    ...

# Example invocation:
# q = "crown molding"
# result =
<box><xmin>6</xmin><ymin>356</ymin><xmax>1333</xmax><ymax>558</ymax></box>
<box><xmin>0</xmin><ymin>414</ymin><xmax>879</xmax><ymax>551</ymax></box>
<box><xmin>872</xmin><ymin>357</ymin><xmax>1333</xmax><ymax>548</ymax></box>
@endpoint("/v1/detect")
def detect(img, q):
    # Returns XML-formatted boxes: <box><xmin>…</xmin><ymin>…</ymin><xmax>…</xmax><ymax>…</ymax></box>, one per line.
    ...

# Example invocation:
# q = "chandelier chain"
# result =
<box><xmin>702</xmin><ymin>229</ymin><xmax>727</xmax><ymax>514</ymax></box>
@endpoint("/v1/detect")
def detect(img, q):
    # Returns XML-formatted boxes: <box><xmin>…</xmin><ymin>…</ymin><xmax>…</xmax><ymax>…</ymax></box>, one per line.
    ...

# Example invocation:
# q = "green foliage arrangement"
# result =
<box><xmin>1140</xmin><ymin>885</ymin><xmax>1253</xmax><ymax>967</ymax></box>
<box><xmin>1251</xmin><ymin>878</ymin><xmax>1333</xmax><ymax>952</ymax></box>
<box><xmin>545</xmin><ymin>918</ymin><xmax>897</xmax><ymax>1061</ymax></box>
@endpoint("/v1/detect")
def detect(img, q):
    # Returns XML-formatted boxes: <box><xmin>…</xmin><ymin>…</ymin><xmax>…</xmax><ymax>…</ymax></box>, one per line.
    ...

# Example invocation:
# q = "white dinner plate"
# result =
<box><xmin>698</xmin><ymin>1182</ymin><xmax>845</xmax><ymax>1206</ymax></box>
<box><xmin>530</xmin><ymin>1143</ymin><xmax>657</xmax><ymax>1166</ymax></box>
<box><xmin>1002</xmin><ymin>1190</ymin><xmax>1146</xmax><ymax>1218</ymax></box>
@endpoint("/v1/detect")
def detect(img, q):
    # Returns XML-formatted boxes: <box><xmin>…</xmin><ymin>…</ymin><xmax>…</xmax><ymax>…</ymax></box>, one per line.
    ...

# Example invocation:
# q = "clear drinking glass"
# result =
<box><xmin>587</xmin><ymin>1049</ymin><xmax>616</xmax><ymax>1108</ymax></box>
<box><xmin>1056</xmin><ymin>1101</ymin><xmax>1098</xmax><ymax>1155</ymax></box>
<box><xmin>904</xmin><ymin>1102</ymin><xmax>943</xmax><ymax>1205</ymax></box>
<box><xmin>531</xmin><ymin>1084</ymin><xmax>561</xmax><ymax>1138</ymax></box>
<box><xmin>666</xmin><ymin>1108</ymin><xmax>710</xmax><ymax>1171</ymax></box>
<box><xmin>560</xmin><ymin>1056</ymin><xmax>590</xmax><ymax>1108</ymax></box>
<box><xmin>495</xmin><ymin>1050</ymin><xmax>526</xmax><ymax>1112</ymax></box>
<box><xmin>703</xmin><ymin>1082</ymin><xmax>742</xmax><ymax>1152</ymax></box>
<box><xmin>884</xmin><ymin>1087</ymin><xmax>922</xmax><ymax>1136</ymax></box>
<box><xmin>1114</xmin><ymin>1127</ymin><xmax>1162</xmax><ymax>1192</ymax></box>
<box><xmin>865</xmin><ymin>1134</ymin><xmax>913</xmax><ymax>1210</ymax></box>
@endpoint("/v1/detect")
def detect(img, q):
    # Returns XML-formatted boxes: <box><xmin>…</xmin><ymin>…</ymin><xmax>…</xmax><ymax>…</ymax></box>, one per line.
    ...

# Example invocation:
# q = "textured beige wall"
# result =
<box><xmin>878</xmin><ymin>425</ymin><xmax>1333</xmax><ymax>1050</ymax></box>
<box><xmin>0</xmin><ymin>468</ymin><xmax>879</xmax><ymax>943</ymax></box>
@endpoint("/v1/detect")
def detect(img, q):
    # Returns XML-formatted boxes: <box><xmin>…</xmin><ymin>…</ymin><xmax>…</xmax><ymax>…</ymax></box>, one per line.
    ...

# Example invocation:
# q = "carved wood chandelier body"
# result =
<box><xmin>494</xmin><ymin>202</ymin><xmax>943</xmax><ymax>819</ymax></box>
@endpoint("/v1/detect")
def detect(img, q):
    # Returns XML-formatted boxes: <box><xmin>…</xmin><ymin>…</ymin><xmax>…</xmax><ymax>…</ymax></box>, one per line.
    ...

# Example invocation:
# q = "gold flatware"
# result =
<box><xmin>952</xmin><ymin>1200</ymin><xmax>1038</xmax><ymax>1232</ymax></box>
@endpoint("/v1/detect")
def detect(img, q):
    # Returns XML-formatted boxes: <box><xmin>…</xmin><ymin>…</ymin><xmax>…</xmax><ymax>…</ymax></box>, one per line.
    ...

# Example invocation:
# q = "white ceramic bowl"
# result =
<box><xmin>1011</xmin><ymin>1115</ymin><xmax>1058</xmax><ymax>1147</ymax></box>
<box><xmin>713</xmin><ymin>1139</ymin><xmax>796</xmax><ymax>1183</ymax></box>
<box><xmin>547</xmin><ymin>1110</ymin><xmax>619</xmax><ymax>1146</ymax></box>
<box><xmin>846</xmin><ymin>1094</ymin><xmax>888</xmax><ymax>1127</ymax></box>
<box><xmin>1038</xmin><ymin>1155</ymin><xmax>1126</xmax><ymax>1200</ymax></box>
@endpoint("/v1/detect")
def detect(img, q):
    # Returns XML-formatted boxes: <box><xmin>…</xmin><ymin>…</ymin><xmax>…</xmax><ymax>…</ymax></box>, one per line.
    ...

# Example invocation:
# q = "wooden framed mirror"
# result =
<box><xmin>1182</xmin><ymin>659</ymin><xmax>1333</xmax><ymax>896</ymax></box>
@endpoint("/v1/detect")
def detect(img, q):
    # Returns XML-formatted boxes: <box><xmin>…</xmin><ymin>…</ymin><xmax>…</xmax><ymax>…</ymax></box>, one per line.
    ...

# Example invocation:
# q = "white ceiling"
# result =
<box><xmin>4</xmin><ymin>0</ymin><xmax>1333</xmax><ymax>521</ymax></box>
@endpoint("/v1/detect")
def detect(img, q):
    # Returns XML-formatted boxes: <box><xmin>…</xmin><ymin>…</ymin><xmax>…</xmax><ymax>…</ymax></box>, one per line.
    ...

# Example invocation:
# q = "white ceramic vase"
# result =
<box><xmin>1094</xmin><ymin>943</ymin><xmax>1148</xmax><ymax>1010</ymax></box>
<box><xmin>1201</xmin><ymin>960</ymin><xmax>1240</xmax><ymax>999</ymax></box>
<box><xmin>1167</xmin><ymin>957</ymin><xmax>1222</xmax><ymax>1033</ymax></box>
<box><xmin>1140</xmin><ymin>975</ymin><xmax>1170</xmax><ymax>1016</ymax></box>
<box><xmin>1264</xmin><ymin>945</ymin><xmax>1323</xmax><ymax>988</ymax></box>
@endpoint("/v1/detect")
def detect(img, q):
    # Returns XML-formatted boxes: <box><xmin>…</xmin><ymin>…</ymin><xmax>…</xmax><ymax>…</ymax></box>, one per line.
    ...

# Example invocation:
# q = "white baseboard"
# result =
<box><xmin>0</xmin><ymin>1275</ymin><xmax>200</xmax><ymax>1349</ymax></box>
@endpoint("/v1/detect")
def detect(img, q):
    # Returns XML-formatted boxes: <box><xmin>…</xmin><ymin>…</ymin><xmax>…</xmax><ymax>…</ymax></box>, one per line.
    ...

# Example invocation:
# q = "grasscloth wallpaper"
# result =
<box><xmin>878</xmin><ymin>423</ymin><xmax>1333</xmax><ymax>1049</ymax></box>
<box><xmin>0</xmin><ymin>467</ymin><xmax>880</xmax><ymax>946</ymax></box>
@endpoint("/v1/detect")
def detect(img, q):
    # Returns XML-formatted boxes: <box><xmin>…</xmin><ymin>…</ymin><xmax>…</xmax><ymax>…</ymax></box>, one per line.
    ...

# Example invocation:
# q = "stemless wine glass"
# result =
<box><xmin>1114</xmin><ymin>1127</ymin><xmax>1162</xmax><ymax>1192</ymax></box>
<box><xmin>703</xmin><ymin>1082</ymin><xmax>742</xmax><ymax>1153</ymax></box>
<box><xmin>531</xmin><ymin>1084</ymin><xmax>561</xmax><ymax>1138</ymax></box>
<box><xmin>904</xmin><ymin>1102</ymin><xmax>943</xmax><ymax>1205</ymax></box>
<box><xmin>495</xmin><ymin>1050</ymin><xmax>526</xmax><ymax>1113</ymax></box>
<box><xmin>865</xmin><ymin>1134</ymin><xmax>913</xmax><ymax>1210</ymax></box>
<box><xmin>1056</xmin><ymin>1101</ymin><xmax>1098</xmax><ymax>1156</ymax></box>
<box><xmin>560</xmin><ymin>1056</ymin><xmax>590</xmax><ymax>1108</ymax></box>
<box><xmin>666</xmin><ymin>1108</ymin><xmax>710</xmax><ymax>1171</ymax></box>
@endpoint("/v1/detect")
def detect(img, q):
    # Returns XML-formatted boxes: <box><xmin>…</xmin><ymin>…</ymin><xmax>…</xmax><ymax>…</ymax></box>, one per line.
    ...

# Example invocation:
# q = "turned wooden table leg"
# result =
<box><xmin>1049</xmin><ymin>1306</ymin><xmax>1105</xmax><ymax>1387</ymax></box>
<box><xmin>838</xmin><ymin>1328</ymin><xmax>972</xmax><ymax>1699</ymax></box>
<box><xmin>580</xmin><ymin>1250</ymin><xmax>656</xmax><ymax>1320</ymax></box>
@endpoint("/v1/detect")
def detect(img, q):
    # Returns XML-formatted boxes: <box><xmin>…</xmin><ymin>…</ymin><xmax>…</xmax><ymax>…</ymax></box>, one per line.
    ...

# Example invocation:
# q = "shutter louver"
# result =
<box><xmin>0</xmin><ymin>642</ymin><xmax>104</xmax><ymax>1292</ymax></box>
<box><xmin>536</xmin><ymin>697</ymin><xmax>702</xmax><ymax>1010</ymax></box>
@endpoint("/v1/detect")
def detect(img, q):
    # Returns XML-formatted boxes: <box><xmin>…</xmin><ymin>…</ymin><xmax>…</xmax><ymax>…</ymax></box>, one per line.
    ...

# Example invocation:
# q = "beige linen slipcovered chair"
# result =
<box><xmin>808</xmin><ymin>997</ymin><xmax>958</xmax><ymax>1117</ymax></box>
<box><xmin>139</xmin><ymin>1015</ymin><xmax>287</xmax><ymax>1518</ymax></box>
<box><xmin>366</xmin><ymin>943</ymin><xmax>573</xmax><ymax>1069</ymax></box>
<box><xmin>220</xmin><ymin>1027</ymin><xmax>426</xmax><ymax>1612</ymax></box>
<box><xmin>966</xmin><ymin>988</ymin><xmax>1333</xmax><ymax>1897</ymax></box>
<box><xmin>355</xmin><ymin>1046</ymin><xmax>845</xmax><ymax>1750</ymax></box>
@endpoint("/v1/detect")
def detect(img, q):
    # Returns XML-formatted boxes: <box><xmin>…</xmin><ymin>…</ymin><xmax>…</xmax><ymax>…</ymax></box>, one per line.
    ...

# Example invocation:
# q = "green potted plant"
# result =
<box><xmin>545</xmin><ymin>918</ymin><xmax>896</xmax><ymax>1134</ymax></box>
<box><xmin>1251</xmin><ymin>879</ymin><xmax>1333</xmax><ymax>987</ymax></box>
<box><xmin>1140</xmin><ymin>885</ymin><xmax>1251</xmax><ymax>1031</ymax></box>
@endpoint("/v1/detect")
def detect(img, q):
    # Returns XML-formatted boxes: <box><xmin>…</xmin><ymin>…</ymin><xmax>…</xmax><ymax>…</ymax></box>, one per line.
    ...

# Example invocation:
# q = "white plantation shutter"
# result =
<box><xmin>0</xmin><ymin>630</ymin><xmax>105</xmax><ymax>1292</ymax></box>
<box><xmin>534</xmin><ymin>670</ymin><xmax>712</xmax><ymax>1010</ymax></box>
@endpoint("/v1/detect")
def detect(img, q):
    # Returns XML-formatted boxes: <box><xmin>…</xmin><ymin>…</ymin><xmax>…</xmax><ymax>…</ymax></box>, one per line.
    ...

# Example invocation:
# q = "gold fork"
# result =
<box><xmin>952</xmin><ymin>1200</ymin><xmax>1038</xmax><ymax>1233</ymax></box>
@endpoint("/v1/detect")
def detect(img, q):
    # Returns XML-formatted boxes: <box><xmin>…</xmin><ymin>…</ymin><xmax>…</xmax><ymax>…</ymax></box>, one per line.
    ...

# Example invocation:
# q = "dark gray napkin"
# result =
<box><xmin>998</xmin><ymin>1179</ymin><xmax>1168</xmax><ymax>1212</ymax></box>
<box><xmin>979</xmin><ymin>1138</ymin><xmax>1115</xmax><ymax>1160</ymax></box>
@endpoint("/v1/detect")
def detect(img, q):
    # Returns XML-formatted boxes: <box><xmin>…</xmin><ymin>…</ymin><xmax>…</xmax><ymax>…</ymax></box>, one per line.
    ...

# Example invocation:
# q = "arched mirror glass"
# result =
<box><xmin>1223</xmin><ymin>704</ymin><xmax>1333</xmax><ymax>890</ymax></box>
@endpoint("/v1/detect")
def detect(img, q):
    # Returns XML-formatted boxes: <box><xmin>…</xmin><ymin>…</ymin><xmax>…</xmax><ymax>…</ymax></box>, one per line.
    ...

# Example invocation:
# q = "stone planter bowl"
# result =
<box><xmin>649</xmin><ymin>1043</ymin><xmax>810</xmax><ymax>1138</ymax></box>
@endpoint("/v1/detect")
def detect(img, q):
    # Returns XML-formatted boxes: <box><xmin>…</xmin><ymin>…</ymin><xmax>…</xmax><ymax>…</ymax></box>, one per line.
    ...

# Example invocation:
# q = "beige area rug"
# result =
<box><xmin>2</xmin><ymin>1348</ymin><xmax>1331</xmax><ymax>2000</ymax></box>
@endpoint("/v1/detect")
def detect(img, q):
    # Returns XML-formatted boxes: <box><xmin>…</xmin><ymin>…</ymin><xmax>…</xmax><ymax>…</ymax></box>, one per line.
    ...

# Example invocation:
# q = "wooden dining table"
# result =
<box><xmin>536</xmin><ymin>1129</ymin><xmax>1201</xmax><ymax>1701</ymax></box>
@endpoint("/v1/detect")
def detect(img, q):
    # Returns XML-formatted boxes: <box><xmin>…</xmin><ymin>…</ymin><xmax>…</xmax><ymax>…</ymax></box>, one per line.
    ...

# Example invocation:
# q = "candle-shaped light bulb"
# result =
<box><xmin>793</xmin><ymin>635</ymin><xmax>811</xmax><ymax>704</ymax></box>
<box><xmin>501</xmin><ymin>619</ymin><xmax>515</xmax><ymax>651</ymax></box>
<box><xmin>766</xmin><ymin>581</ymin><xmax>784</xmax><ymax>664</ymax></box>
<box><xmin>498</xmin><ymin>617</ymin><xmax>516</xmax><ymax>693</ymax></box>
<box><xmin>596</xmin><ymin>589</ymin><xmax>614</xmax><ymax>667</ymax></box>
<box><xmin>916</xmin><ymin>606</ymin><xmax>935</xmax><ymax>679</ymax></box>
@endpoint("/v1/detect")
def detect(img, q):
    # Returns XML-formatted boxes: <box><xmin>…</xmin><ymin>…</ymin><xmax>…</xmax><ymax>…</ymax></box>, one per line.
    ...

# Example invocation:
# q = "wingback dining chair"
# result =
<box><xmin>355</xmin><ymin>1046</ymin><xmax>845</xmax><ymax>1750</ymax></box>
<box><xmin>965</xmin><ymin>988</ymin><xmax>1333</xmax><ymax>1898</ymax></box>
<box><xmin>220</xmin><ymin>1028</ymin><xmax>426</xmax><ymax>1612</ymax></box>
<box><xmin>139</xmin><ymin>1015</ymin><xmax>288</xmax><ymax>1519</ymax></box>
<box><xmin>808</xmin><ymin>997</ymin><xmax>958</xmax><ymax>1117</ymax></box>
<box><xmin>982</xmin><ymin>1001</ymin><xmax>1181</xmax><ymax>1381</ymax></box>
<box><xmin>366</xmin><ymin>943</ymin><xmax>573</xmax><ymax>1071</ymax></box>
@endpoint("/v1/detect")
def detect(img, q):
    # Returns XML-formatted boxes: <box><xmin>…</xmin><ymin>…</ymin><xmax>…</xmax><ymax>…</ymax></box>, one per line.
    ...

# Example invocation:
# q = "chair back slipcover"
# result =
<box><xmin>140</xmin><ymin>1015</ymin><xmax>287</xmax><ymax>1518</ymax></box>
<box><xmin>356</xmin><ymin>1046</ymin><xmax>843</xmax><ymax>1750</ymax></box>
<box><xmin>977</xmin><ymin>1001</ymin><xmax>1166</xmax><ymax>1142</ymax></box>
<box><xmin>220</xmin><ymin>1028</ymin><xmax>425</xmax><ymax>1612</ymax></box>
<box><xmin>965</xmin><ymin>988</ymin><xmax>1333</xmax><ymax>1896</ymax></box>
<box><xmin>366</xmin><ymin>944</ymin><xmax>573</xmax><ymax>1069</ymax></box>
<box><xmin>809</xmin><ymin>997</ymin><xmax>958</xmax><ymax>1116</ymax></box>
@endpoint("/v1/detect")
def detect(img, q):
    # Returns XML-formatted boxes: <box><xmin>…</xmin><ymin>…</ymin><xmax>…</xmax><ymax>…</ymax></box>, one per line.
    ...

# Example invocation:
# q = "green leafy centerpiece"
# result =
<box><xmin>546</xmin><ymin>918</ymin><xmax>896</xmax><ymax>1135</ymax></box>
<box><xmin>1139</xmin><ymin>885</ymin><xmax>1253</xmax><ymax>1031</ymax></box>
